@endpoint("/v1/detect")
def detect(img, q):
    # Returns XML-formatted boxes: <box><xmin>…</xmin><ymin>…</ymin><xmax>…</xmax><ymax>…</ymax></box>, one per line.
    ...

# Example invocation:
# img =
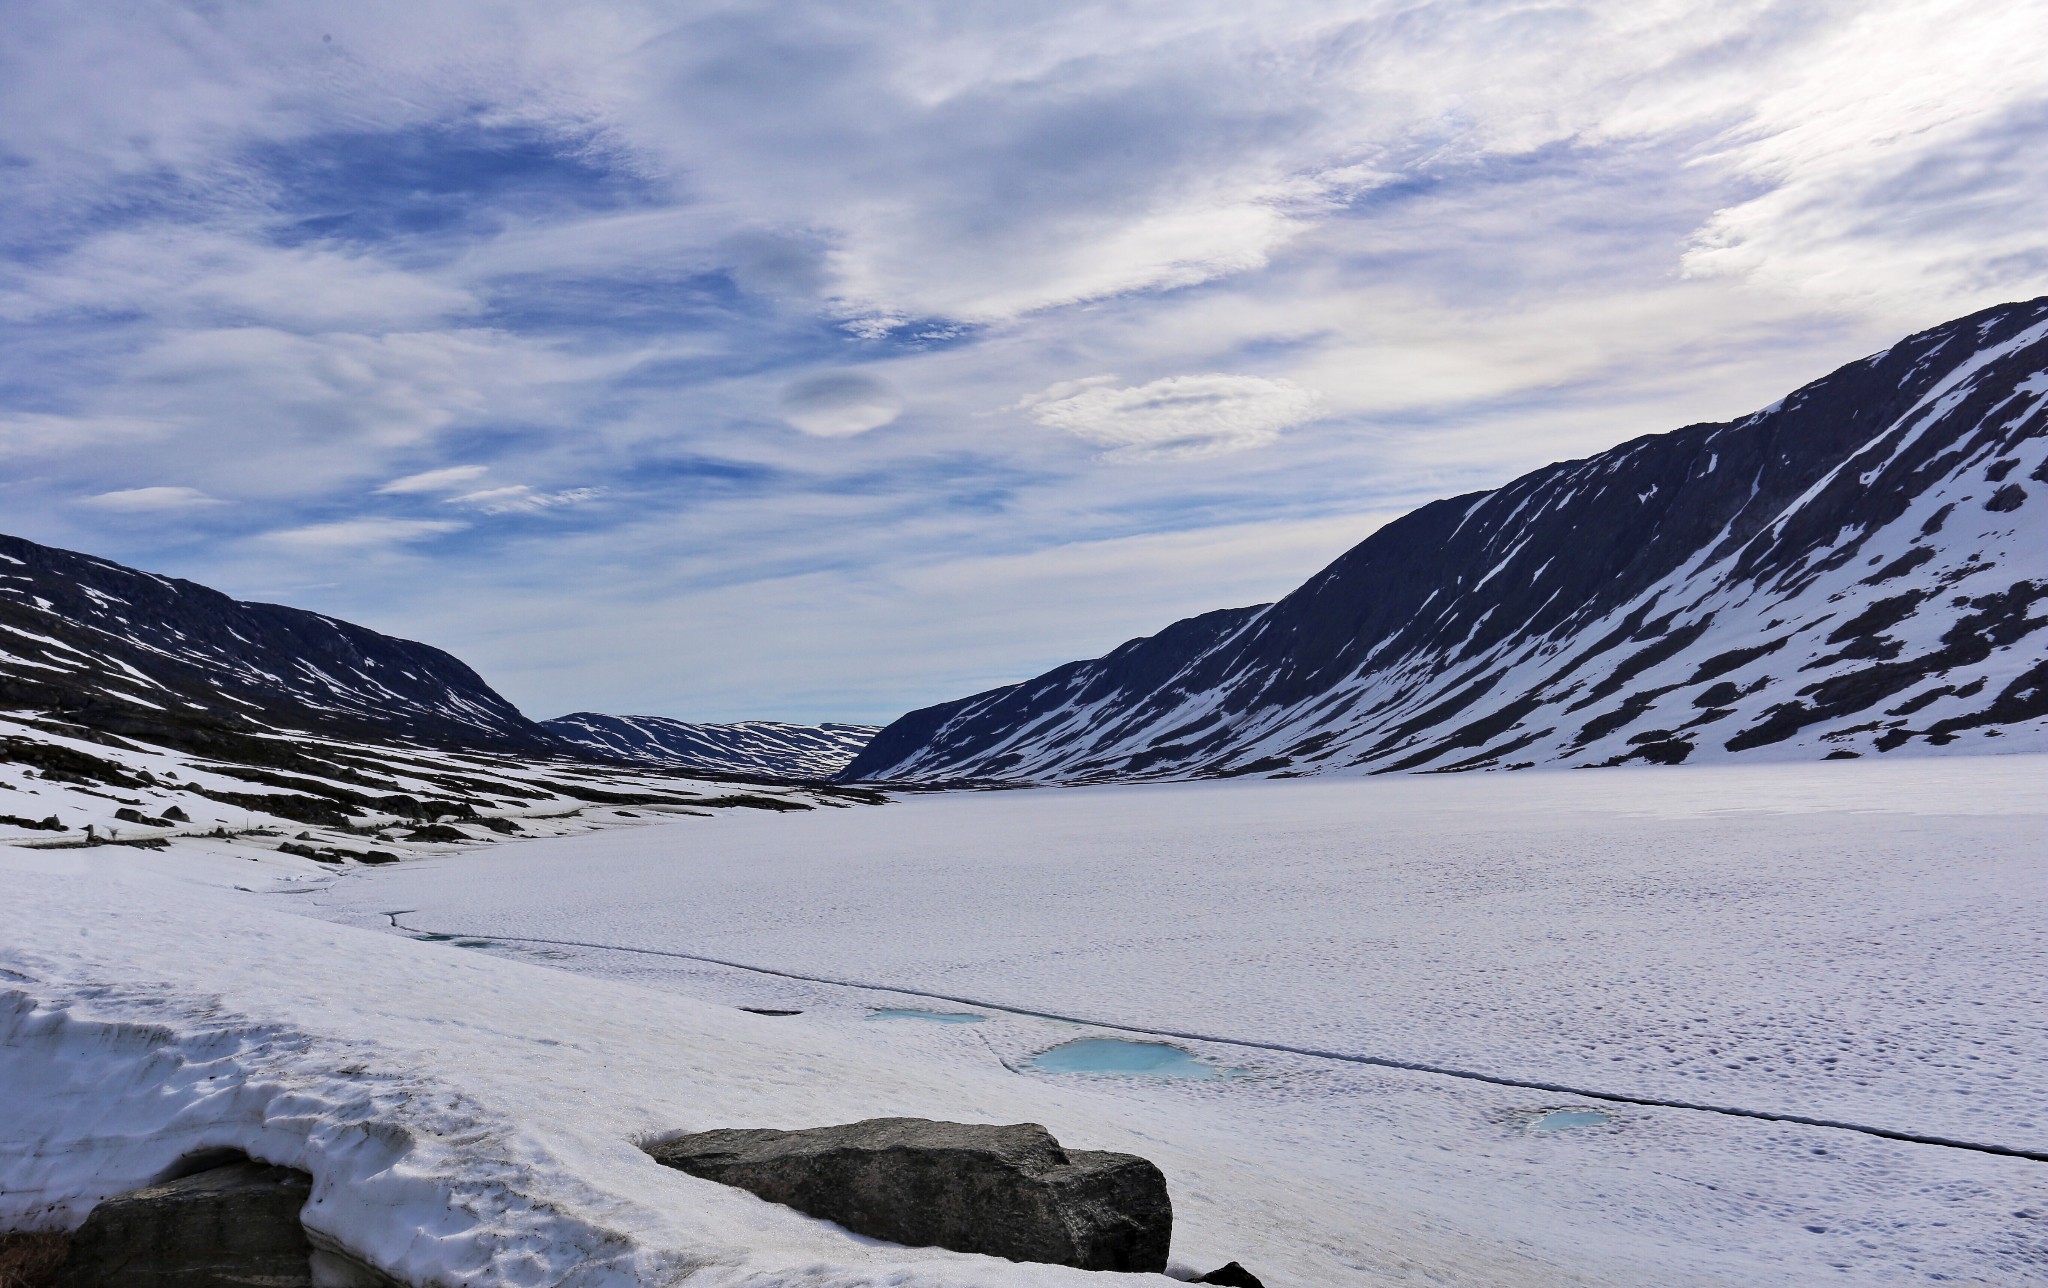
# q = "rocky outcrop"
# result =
<box><xmin>648</xmin><ymin>1118</ymin><xmax>1171</xmax><ymax>1272</ymax></box>
<box><xmin>1193</xmin><ymin>1262</ymin><xmax>1266</xmax><ymax>1287</ymax></box>
<box><xmin>54</xmin><ymin>1159</ymin><xmax>316</xmax><ymax>1288</ymax></box>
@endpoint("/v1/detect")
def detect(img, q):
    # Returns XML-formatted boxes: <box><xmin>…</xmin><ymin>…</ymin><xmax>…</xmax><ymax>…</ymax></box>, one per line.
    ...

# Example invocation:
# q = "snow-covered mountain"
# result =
<box><xmin>0</xmin><ymin>532</ymin><xmax>558</xmax><ymax>755</ymax></box>
<box><xmin>844</xmin><ymin>298</ymin><xmax>2048</xmax><ymax>783</ymax></box>
<box><xmin>544</xmin><ymin>713</ymin><xmax>879</xmax><ymax>779</ymax></box>
<box><xmin>0</xmin><ymin>535</ymin><xmax>866</xmax><ymax>849</ymax></box>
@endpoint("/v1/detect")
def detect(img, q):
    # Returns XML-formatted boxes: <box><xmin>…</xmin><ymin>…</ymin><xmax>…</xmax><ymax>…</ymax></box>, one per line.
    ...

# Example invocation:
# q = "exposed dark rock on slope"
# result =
<box><xmin>0</xmin><ymin>532</ymin><xmax>559</xmax><ymax>758</ymax></box>
<box><xmin>544</xmin><ymin>712</ymin><xmax>878</xmax><ymax>779</ymax></box>
<box><xmin>844</xmin><ymin>298</ymin><xmax>2048</xmax><ymax>782</ymax></box>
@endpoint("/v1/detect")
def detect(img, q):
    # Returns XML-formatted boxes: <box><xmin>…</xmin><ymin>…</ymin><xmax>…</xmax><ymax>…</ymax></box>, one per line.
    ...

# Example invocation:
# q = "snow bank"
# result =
<box><xmin>0</xmin><ymin>849</ymin><xmax>1177</xmax><ymax>1287</ymax></box>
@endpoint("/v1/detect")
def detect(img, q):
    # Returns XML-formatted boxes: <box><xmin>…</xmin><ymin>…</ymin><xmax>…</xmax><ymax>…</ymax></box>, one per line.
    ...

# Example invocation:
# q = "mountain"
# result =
<box><xmin>843</xmin><ymin>297</ymin><xmax>2048</xmax><ymax>783</ymax></box>
<box><xmin>0</xmin><ymin>534</ymin><xmax>872</xmax><ymax>849</ymax></box>
<box><xmin>0</xmin><ymin>532</ymin><xmax>559</xmax><ymax>757</ymax></box>
<box><xmin>544</xmin><ymin>713</ymin><xmax>879</xmax><ymax>779</ymax></box>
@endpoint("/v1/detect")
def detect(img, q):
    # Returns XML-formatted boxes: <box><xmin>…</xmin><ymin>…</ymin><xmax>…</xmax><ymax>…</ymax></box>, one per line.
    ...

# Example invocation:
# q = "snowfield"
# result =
<box><xmin>5</xmin><ymin>756</ymin><xmax>2047</xmax><ymax>1286</ymax></box>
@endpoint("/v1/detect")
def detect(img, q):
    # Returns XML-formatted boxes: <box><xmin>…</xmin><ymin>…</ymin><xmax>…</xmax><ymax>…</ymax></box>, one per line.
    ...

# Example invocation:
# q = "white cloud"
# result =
<box><xmin>78</xmin><ymin>485</ymin><xmax>223</xmax><ymax>512</ymax></box>
<box><xmin>0</xmin><ymin>229</ymin><xmax>477</xmax><ymax>331</ymax></box>
<box><xmin>377</xmin><ymin>465</ymin><xmax>490</xmax><ymax>495</ymax></box>
<box><xmin>263</xmin><ymin>518</ymin><xmax>466</xmax><ymax>551</ymax></box>
<box><xmin>1020</xmin><ymin>374</ymin><xmax>1322</xmax><ymax>460</ymax></box>
<box><xmin>445</xmin><ymin>485</ymin><xmax>602</xmax><ymax>515</ymax></box>
<box><xmin>1678</xmin><ymin>3</ymin><xmax>2048</xmax><ymax>313</ymax></box>
<box><xmin>779</xmin><ymin>371</ymin><xmax>903</xmax><ymax>437</ymax></box>
<box><xmin>0</xmin><ymin>412</ymin><xmax>169</xmax><ymax>459</ymax></box>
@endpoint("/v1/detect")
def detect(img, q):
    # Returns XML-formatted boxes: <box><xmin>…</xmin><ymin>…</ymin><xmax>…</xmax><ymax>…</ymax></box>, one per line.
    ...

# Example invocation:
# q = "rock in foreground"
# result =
<box><xmin>649</xmin><ymin>1117</ymin><xmax>1171</xmax><ymax>1271</ymax></box>
<box><xmin>55</xmin><ymin>1159</ymin><xmax>315</xmax><ymax>1288</ymax></box>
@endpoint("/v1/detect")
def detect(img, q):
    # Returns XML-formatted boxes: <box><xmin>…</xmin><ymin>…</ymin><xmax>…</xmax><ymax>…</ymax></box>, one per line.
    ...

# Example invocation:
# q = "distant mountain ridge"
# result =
<box><xmin>544</xmin><ymin>713</ymin><xmax>878</xmax><ymax>779</ymax></box>
<box><xmin>843</xmin><ymin>297</ymin><xmax>2048</xmax><ymax>783</ymax></box>
<box><xmin>0</xmin><ymin>532</ymin><xmax>558</xmax><ymax>756</ymax></box>
<box><xmin>0</xmin><ymin>533</ymin><xmax>866</xmax><ymax>848</ymax></box>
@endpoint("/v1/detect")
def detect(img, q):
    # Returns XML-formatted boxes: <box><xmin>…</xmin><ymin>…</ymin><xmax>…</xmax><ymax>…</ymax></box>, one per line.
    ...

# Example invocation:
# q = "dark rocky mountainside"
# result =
<box><xmin>845</xmin><ymin>297</ymin><xmax>2048</xmax><ymax>782</ymax></box>
<box><xmin>544</xmin><ymin>712</ymin><xmax>878</xmax><ymax>780</ymax></box>
<box><xmin>0</xmin><ymin>535</ymin><xmax>852</xmax><ymax>847</ymax></box>
<box><xmin>0</xmin><ymin>532</ymin><xmax>558</xmax><ymax>758</ymax></box>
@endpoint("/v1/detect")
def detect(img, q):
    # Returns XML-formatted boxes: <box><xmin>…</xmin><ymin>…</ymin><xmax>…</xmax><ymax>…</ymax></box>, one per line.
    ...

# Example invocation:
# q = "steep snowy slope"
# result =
<box><xmin>0</xmin><ymin>532</ymin><xmax>558</xmax><ymax>754</ymax></box>
<box><xmin>0</xmin><ymin>537</ymin><xmax>879</xmax><ymax>845</ymax></box>
<box><xmin>545</xmin><ymin>713</ymin><xmax>878</xmax><ymax>779</ymax></box>
<box><xmin>846</xmin><ymin>298</ymin><xmax>2048</xmax><ymax>782</ymax></box>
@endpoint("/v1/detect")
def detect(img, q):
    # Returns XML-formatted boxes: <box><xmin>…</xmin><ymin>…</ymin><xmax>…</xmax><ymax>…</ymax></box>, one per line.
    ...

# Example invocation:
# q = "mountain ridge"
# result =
<box><xmin>0</xmin><ymin>533</ymin><xmax>867</xmax><ymax>784</ymax></box>
<box><xmin>544</xmin><ymin>712</ymin><xmax>879</xmax><ymax>780</ymax></box>
<box><xmin>0</xmin><ymin>531</ymin><xmax>558</xmax><ymax>758</ymax></box>
<box><xmin>842</xmin><ymin>297</ymin><xmax>2048</xmax><ymax>782</ymax></box>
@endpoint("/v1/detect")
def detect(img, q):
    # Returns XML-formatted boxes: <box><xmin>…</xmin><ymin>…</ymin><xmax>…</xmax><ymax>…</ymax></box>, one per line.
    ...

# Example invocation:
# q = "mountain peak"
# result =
<box><xmin>842</xmin><ymin>296</ymin><xmax>2048</xmax><ymax>782</ymax></box>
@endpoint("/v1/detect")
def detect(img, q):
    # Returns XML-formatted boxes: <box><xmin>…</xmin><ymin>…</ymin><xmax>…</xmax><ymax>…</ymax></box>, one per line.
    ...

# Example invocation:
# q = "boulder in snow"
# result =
<box><xmin>648</xmin><ymin>1117</ymin><xmax>1171</xmax><ymax>1271</ymax></box>
<box><xmin>55</xmin><ymin>1158</ymin><xmax>316</xmax><ymax>1288</ymax></box>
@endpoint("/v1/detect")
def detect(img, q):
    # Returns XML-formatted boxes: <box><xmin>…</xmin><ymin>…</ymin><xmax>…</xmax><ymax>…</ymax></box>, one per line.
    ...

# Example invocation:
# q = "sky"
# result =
<box><xmin>3</xmin><ymin>1</ymin><xmax>2046</xmax><ymax>725</ymax></box>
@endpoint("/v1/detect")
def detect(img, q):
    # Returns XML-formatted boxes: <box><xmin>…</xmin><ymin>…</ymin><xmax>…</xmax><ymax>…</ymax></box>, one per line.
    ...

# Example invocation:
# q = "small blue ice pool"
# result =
<box><xmin>1528</xmin><ymin>1108</ymin><xmax>1611</xmax><ymax>1132</ymax></box>
<box><xmin>1023</xmin><ymin>1038</ymin><xmax>1243</xmax><ymax>1079</ymax></box>
<box><xmin>867</xmin><ymin>1007</ymin><xmax>987</xmax><ymax>1024</ymax></box>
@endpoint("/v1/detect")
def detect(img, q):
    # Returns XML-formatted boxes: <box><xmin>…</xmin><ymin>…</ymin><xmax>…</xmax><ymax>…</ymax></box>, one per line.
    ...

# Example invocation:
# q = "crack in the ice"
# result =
<box><xmin>385</xmin><ymin>915</ymin><xmax>2048</xmax><ymax>1166</ymax></box>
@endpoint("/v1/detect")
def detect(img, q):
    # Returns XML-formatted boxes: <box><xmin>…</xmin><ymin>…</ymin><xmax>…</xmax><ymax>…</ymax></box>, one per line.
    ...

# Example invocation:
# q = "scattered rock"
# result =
<box><xmin>401</xmin><ymin>824</ymin><xmax>469</xmax><ymax>843</ymax></box>
<box><xmin>357</xmin><ymin>850</ymin><xmax>400</xmax><ymax>866</ymax></box>
<box><xmin>477</xmin><ymin>817</ymin><xmax>521</xmax><ymax>834</ymax></box>
<box><xmin>161</xmin><ymin>806</ymin><xmax>189</xmax><ymax>822</ymax></box>
<box><xmin>0</xmin><ymin>814</ymin><xmax>66</xmax><ymax>832</ymax></box>
<box><xmin>739</xmin><ymin>1007</ymin><xmax>802</xmax><ymax>1016</ymax></box>
<box><xmin>648</xmin><ymin>1118</ymin><xmax>1171</xmax><ymax>1272</ymax></box>
<box><xmin>113</xmin><ymin>807</ymin><xmax>174</xmax><ymax>828</ymax></box>
<box><xmin>54</xmin><ymin>1159</ymin><xmax>316</xmax><ymax>1288</ymax></box>
<box><xmin>696</xmin><ymin>794</ymin><xmax>814</xmax><ymax>812</ymax></box>
<box><xmin>1984</xmin><ymin>483</ymin><xmax>2027</xmax><ymax>512</ymax></box>
<box><xmin>1193</xmin><ymin>1261</ymin><xmax>1266</xmax><ymax>1287</ymax></box>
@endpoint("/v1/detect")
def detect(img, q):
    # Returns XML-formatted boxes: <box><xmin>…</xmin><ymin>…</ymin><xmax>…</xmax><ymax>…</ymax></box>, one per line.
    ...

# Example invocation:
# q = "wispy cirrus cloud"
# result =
<box><xmin>263</xmin><ymin>518</ymin><xmax>467</xmax><ymax>552</ymax></box>
<box><xmin>1020</xmin><ymin>374</ymin><xmax>1322</xmax><ymax>460</ymax></box>
<box><xmin>377</xmin><ymin>465</ymin><xmax>490</xmax><ymax>495</ymax></box>
<box><xmin>78</xmin><ymin>486</ymin><xmax>224</xmax><ymax>512</ymax></box>
<box><xmin>446</xmin><ymin>485</ymin><xmax>603</xmax><ymax>514</ymax></box>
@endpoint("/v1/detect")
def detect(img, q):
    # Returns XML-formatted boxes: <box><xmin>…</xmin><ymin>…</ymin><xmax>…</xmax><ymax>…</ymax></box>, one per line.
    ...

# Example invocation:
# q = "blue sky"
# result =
<box><xmin>3</xmin><ymin>1</ymin><xmax>2045</xmax><ymax>723</ymax></box>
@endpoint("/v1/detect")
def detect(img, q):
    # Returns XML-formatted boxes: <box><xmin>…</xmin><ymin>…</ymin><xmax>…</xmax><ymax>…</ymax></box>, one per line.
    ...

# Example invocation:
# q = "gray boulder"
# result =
<box><xmin>56</xmin><ymin>1159</ymin><xmax>315</xmax><ymax>1287</ymax></box>
<box><xmin>649</xmin><ymin>1118</ymin><xmax>1171</xmax><ymax>1272</ymax></box>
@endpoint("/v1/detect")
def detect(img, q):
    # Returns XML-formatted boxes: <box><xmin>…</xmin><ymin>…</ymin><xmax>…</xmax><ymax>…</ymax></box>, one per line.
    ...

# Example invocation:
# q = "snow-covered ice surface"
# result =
<box><xmin>8</xmin><ymin>757</ymin><xmax>2048</xmax><ymax>1285</ymax></box>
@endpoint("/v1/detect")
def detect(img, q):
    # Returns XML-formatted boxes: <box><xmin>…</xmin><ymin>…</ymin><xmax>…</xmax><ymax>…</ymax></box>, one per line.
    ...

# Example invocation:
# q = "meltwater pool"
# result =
<box><xmin>1023</xmin><ymin>1037</ymin><xmax>1244</xmax><ymax>1079</ymax></box>
<box><xmin>1527</xmin><ymin>1108</ymin><xmax>1612</xmax><ymax>1132</ymax></box>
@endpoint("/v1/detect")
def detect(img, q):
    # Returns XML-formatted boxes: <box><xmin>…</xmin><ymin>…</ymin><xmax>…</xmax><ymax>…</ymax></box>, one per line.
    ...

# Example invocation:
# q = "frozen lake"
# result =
<box><xmin>304</xmin><ymin>755</ymin><xmax>2048</xmax><ymax>1286</ymax></box>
